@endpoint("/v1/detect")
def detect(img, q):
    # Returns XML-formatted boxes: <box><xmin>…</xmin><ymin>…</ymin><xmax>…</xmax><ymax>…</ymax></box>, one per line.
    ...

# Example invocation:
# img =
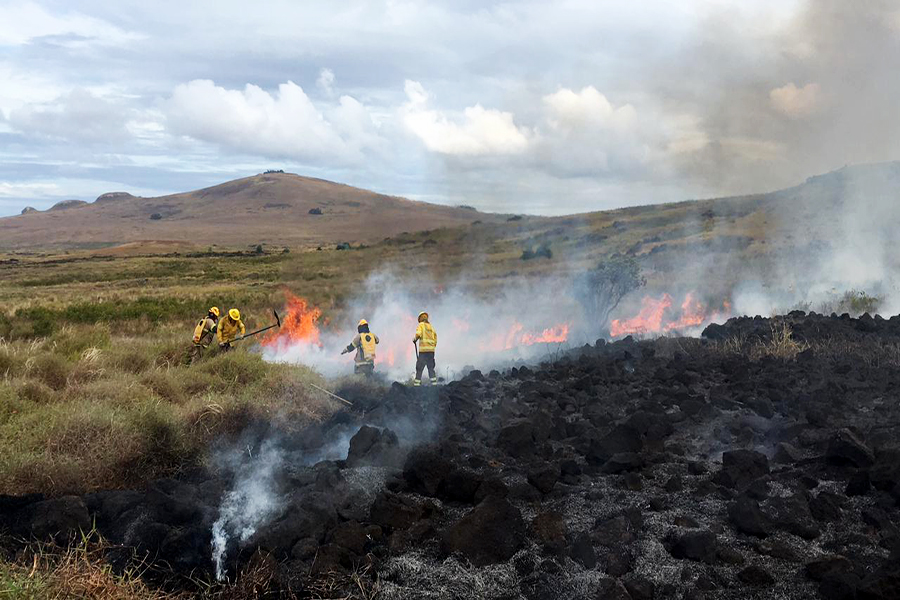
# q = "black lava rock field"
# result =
<box><xmin>3</xmin><ymin>312</ymin><xmax>900</xmax><ymax>599</ymax></box>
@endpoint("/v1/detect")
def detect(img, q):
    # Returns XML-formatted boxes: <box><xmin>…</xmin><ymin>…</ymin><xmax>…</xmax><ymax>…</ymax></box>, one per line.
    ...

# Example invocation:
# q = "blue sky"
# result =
<box><xmin>1</xmin><ymin>0</ymin><xmax>898</xmax><ymax>216</ymax></box>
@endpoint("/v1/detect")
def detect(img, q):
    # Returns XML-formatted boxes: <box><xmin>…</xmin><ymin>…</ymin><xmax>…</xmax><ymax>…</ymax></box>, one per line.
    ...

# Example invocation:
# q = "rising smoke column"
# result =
<box><xmin>210</xmin><ymin>440</ymin><xmax>284</xmax><ymax>581</ymax></box>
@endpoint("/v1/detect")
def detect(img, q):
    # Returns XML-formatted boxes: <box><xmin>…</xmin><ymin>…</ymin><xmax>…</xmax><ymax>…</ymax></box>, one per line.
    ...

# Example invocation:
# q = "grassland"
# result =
<box><xmin>0</xmin><ymin>175</ymin><xmax>885</xmax><ymax>500</ymax></box>
<box><xmin>1</xmin><ymin>168</ymin><xmax>896</xmax><ymax>598</ymax></box>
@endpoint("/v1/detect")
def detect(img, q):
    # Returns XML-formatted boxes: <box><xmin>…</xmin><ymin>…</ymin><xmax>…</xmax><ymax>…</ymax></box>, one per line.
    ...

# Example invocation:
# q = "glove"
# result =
<box><xmin>341</xmin><ymin>348</ymin><xmax>350</xmax><ymax>355</ymax></box>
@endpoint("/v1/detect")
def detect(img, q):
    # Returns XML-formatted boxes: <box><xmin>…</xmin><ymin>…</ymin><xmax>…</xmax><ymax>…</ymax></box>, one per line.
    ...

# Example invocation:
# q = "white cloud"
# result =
<box><xmin>532</xmin><ymin>86</ymin><xmax>677</xmax><ymax>177</ymax></box>
<box><xmin>543</xmin><ymin>87</ymin><xmax>638</xmax><ymax>134</ymax></box>
<box><xmin>769</xmin><ymin>82</ymin><xmax>821</xmax><ymax>118</ymax></box>
<box><xmin>401</xmin><ymin>80</ymin><xmax>531</xmax><ymax>156</ymax></box>
<box><xmin>316</xmin><ymin>68</ymin><xmax>335</xmax><ymax>95</ymax></box>
<box><xmin>0</xmin><ymin>181</ymin><xmax>60</xmax><ymax>198</ymax></box>
<box><xmin>0</xmin><ymin>2</ymin><xmax>140</xmax><ymax>47</ymax></box>
<box><xmin>164</xmin><ymin>79</ymin><xmax>382</xmax><ymax>164</ymax></box>
<box><xmin>8</xmin><ymin>88</ymin><xmax>131</xmax><ymax>143</ymax></box>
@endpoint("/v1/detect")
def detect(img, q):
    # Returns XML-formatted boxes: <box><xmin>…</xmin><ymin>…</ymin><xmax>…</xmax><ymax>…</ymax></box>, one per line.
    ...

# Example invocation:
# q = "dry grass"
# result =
<box><xmin>0</xmin><ymin>343</ymin><xmax>334</xmax><ymax>496</ymax></box>
<box><xmin>710</xmin><ymin>320</ymin><xmax>809</xmax><ymax>361</ymax></box>
<box><xmin>807</xmin><ymin>336</ymin><xmax>900</xmax><ymax>368</ymax></box>
<box><xmin>0</xmin><ymin>538</ymin><xmax>382</xmax><ymax>600</ymax></box>
<box><xmin>0</xmin><ymin>531</ymin><xmax>188</xmax><ymax>600</ymax></box>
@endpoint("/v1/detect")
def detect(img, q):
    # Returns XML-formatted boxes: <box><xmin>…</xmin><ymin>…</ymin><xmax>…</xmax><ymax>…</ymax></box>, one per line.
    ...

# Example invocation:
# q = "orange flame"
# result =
<box><xmin>521</xmin><ymin>324</ymin><xmax>570</xmax><ymax>345</ymax></box>
<box><xmin>480</xmin><ymin>321</ymin><xmax>570</xmax><ymax>352</ymax></box>
<box><xmin>262</xmin><ymin>293</ymin><xmax>323</xmax><ymax>347</ymax></box>
<box><xmin>610</xmin><ymin>292</ymin><xmax>730</xmax><ymax>338</ymax></box>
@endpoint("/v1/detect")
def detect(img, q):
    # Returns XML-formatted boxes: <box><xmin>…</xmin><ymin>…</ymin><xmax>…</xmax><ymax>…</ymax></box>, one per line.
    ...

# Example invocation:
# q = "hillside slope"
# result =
<box><xmin>0</xmin><ymin>173</ymin><xmax>496</xmax><ymax>251</ymax></box>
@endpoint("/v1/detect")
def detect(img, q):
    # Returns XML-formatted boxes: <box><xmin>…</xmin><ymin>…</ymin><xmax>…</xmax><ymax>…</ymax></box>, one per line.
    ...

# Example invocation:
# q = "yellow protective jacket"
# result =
<box><xmin>217</xmin><ymin>317</ymin><xmax>245</xmax><ymax>344</ymax></box>
<box><xmin>414</xmin><ymin>322</ymin><xmax>437</xmax><ymax>352</ymax></box>
<box><xmin>192</xmin><ymin>317</ymin><xmax>218</xmax><ymax>347</ymax></box>
<box><xmin>350</xmin><ymin>332</ymin><xmax>379</xmax><ymax>365</ymax></box>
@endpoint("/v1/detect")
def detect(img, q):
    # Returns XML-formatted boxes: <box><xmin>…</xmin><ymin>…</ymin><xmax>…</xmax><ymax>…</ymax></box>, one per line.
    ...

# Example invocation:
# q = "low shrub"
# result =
<box><xmin>49</xmin><ymin>324</ymin><xmax>111</xmax><ymax>359</ymax></box>
<box><xmin>199</xmin><ymin>351</ymin><xmax>269</xmax><ymax>387</ymax></box>
<box><xmin>105</xmin><ymin>348</ymin><xmax>153</xmax><ymax>375</ymax></box>
<box><xmin>141</xmin><ymin>370</ymin><xmax>186</xmax><ymax>404</ymax></box>
<box><xmin>175</xmin><ymin>369</ymin><xmax>219</xmax><ymax>397</ymax></box>
<box><xmin>0</xmin><ymin>343</ymin><xmax>23</xmax><ymax>377</ymax></box>
<box><xmin>521</xmin><ymin>242</ymin><xmax>552</xmax><ymax>260</ymax></box>
<box><xmin>31</xmin><ymin>353</ymin><xmax>71</xmax><ymax>391</ymax></box>
<box><xmin>17</xmin><ymin>379</ymin><xmax>56</xmax><ymax>404</ymax></box>
<box><xmin>123</xmin><ymin>404</ymin><xmax>200</xmax><ymax>477</ymax></box>
<box><xmin>66</xmin><ymin>379</ymin><xmax>153</xmax><ymax>407</ymax></box>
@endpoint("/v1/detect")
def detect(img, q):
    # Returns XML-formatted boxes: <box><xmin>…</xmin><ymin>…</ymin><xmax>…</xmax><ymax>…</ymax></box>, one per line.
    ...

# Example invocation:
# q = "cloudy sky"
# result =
<box><xmin>1</xmin><ymin>0</ymin><xmax>898</xmax><ymax>216</ymax></box>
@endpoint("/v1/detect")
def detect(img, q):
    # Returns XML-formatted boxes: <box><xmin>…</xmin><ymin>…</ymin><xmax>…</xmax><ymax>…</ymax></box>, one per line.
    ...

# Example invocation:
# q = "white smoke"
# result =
<box><xmin>263</xmin><ymin>270</ymin><xmax>588</xmax><ymax>381</ymax></box>
<box><xmin>210</xmin><ymin>439</ymin><xmax>285</xmax><ymax>581</ymax></box>
<box><xmin>727</xmin><ymin>165</ymin><xmax>900</xmax><ymax>318</ymax></box>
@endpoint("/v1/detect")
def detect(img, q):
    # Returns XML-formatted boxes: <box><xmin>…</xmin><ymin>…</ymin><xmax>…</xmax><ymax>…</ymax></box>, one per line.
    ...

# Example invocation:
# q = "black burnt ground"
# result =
<box><xmin>2</xmin><ymin>311</ymin><xmax>900</xmax><ymax>599</ymax></box>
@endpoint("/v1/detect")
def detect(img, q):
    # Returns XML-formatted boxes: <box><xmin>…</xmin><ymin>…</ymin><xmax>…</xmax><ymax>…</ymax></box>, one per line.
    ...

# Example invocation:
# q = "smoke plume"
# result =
<box><xmin>210</xmin><ymin>439</ymin><xmax>285</xmax><ymax>581</ymax></box>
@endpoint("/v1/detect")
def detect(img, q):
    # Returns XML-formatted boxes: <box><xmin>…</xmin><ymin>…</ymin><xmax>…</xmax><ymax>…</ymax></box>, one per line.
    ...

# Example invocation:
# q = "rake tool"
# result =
<box><xmin>234</xmin><ymin>309</ymin><xmax>281</xmax><ymax>341</ymax></box>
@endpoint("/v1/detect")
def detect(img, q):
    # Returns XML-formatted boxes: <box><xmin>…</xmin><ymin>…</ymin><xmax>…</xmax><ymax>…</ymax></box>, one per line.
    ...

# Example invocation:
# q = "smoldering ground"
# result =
<box><xmin>204</xmin><ymin>382</ymin><xmax>444</xmax><ymax>582</ymax></box>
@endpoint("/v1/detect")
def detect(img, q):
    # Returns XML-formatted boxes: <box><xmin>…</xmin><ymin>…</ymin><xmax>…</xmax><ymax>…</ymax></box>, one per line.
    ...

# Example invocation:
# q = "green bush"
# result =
<box><xmin>0</xmin><ymin>345</ymin><xmax>21</xmax><ymax>378</ymax></box>
<box><xmin>31</xmin><ymin>354</ymin><xmax>70</xmax><ymax>391</ymax></box>
<box><xmin>0</xmin><ymin>312</ymin><xmax>11</xmax><ymax>340</ymax></box>
<box><xmin>176</xmin><ymin>369</ymin><xmax>219</xmax><ymax>397</ymax></box>
<box><xmin>104</xmin><ymin>348</ymin><xmax>153</xmax><ymax>375</ymax></box>
<box><xmin>49</xmin><ymin>325</ymin><xmax>111</xmax><ymax>358</ymax></box>
<box><xmin>819</xmin><ymin>289</ymin><xmax>884</xmax><ymax>316</ymax></box>
<box><xmin>125</xmin><ymin>404</ymin><xmax>199</xmax><ymax>475</ymax></box>
<box><xmin>17</xmin><ymin>380</ymin><xmax>55</xmax><ymax>404</ymax></box>
<box><xmin>141</xmin><ymin>370</ymin><xmax>186</xmax><ymax>404</ymax></box>
<box><xmin>199</xmin><ymin>351</ymin><xmax>269</xmax><ymax>387</ymax></box>
<box><xmin>840</xmin><ymin>290</ymin><xmax>882</xmax><ymax>315</ymax></box>
<box><xmin>13</xmin><ymin>307</ymin><xmax>57</xmax><ymax>338</ymax></box>
<box><xmin>521</xmin><ymin>242</ymin><xmax>553</xmax><ymax>260</ymax></box>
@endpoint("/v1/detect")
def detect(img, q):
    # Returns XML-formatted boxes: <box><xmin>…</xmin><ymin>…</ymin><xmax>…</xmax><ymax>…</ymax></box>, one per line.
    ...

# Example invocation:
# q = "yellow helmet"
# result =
<box><xmin>209</xmin><ymin>307</ymin><xmax>220</xmax><ymax>317</ymax></box>
<box><xmin>229</xmin><ymin>308</ymin><xmax>241</xmax><ymax>321</ymax></box>
<box><xmin>418</xmin><ymin>311</ymin><xmax>428</xmax><ymax>322</ymax></box>
<box><xmin>358</xmin><ymin>319</ymin><xmax>368</xmax><ymax>327</ymax></box>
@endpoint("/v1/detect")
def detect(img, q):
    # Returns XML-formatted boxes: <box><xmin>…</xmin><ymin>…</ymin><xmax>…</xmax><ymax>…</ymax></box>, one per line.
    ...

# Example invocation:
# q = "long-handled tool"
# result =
<box><xmin>234</xmin><ymin>310</ymin><xmax>281</xmax><ymax>341</ymax></box>
<box><xmin>306</xmin><ymin>382</ymin><xmax>353</xmax><ymax>406</ymax></box>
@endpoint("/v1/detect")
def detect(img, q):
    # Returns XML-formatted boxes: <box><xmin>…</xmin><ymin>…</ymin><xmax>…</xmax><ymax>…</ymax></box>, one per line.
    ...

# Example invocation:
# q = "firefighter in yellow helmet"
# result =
<box><xmin>341</xmin><ymin>319</ymin><xmax>379</xmax><ymax>376</ymax></box>
<box><xmin>413</xmin><ymin>311</ymin><xmax>437</xmax><ymax>386</ymax></box>
<box><xmin>190</xmin><ymin>306</ymin><xmax>220</xmax><ymax>363</ymax></box>
<box><xmin>217</xmin><ymin>308</ymin><xmax>245</xmax><ymax>351</ymax></box>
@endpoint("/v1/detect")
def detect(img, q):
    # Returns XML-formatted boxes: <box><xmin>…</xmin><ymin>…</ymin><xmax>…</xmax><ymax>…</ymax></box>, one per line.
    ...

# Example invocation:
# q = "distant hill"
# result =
<box><xmin>47</xmin><ymin>199</ymin><xmax>89</xmax><ymax>211</ymax></box>
<box><xmin>0</xmin><ymin>173</ymin><xmax>495</xmax><ymax>250</ymax></box>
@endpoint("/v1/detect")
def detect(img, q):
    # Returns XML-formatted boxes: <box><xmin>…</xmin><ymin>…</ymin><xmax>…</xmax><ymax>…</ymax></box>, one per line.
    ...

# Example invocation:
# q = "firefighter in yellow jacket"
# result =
<box><xmin>190</xmin><ymin>307</ymin><xmax>219</xmax><ymax>363</ymax></box>
<box><xmin>217</xmin><ymin>308</ymin><xmax>245</xmax><ymax>351</ymax></box>
<box><xmin>413</xmin><ymin>311</ymin><xmax>437</xmax><ymax>386</ymax></box>
<box><xmin>341</xmin><ymin>319</ymin><xmax>379</xmax><ymax>376</ymax></box>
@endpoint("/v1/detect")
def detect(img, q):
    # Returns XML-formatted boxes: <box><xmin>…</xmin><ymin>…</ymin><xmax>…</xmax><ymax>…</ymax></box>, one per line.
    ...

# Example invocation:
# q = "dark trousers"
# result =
<box><xmin>355</xmin><ymin>362</ymin><xmax>375</xmax><ymax>376</ymax></box>
<box><xmin>416</xmin><ymin>352</ymin><xmax>436</xmax><ymax>380</ymax></box>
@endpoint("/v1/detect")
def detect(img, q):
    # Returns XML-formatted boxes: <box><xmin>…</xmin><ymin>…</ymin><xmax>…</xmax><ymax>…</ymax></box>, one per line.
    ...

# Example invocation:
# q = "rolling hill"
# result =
<box><xmin>0</xmin><ymin>172</ymin><xmax>501</xmax><ymax>251</ymax></box>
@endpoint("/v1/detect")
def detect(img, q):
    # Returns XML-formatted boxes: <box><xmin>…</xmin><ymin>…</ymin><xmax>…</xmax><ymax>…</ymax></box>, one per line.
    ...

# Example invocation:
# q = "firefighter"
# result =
<box><xmin>413</xmin><ymin>311</ymin><xmax>437</xmax><ymax>386</ymax></box>
<box><xmin>341</xmin><ymin>319</ymin><xmax>379</xmax><ymax>376</ymax></box>
<box><xmin>217</xmin><ymin>308</ymin><xmax>245</xmax><ymax>351</ymax></box>
<box><xmin>190</xmin><ymin>306</ymin><xmax>219</xmax><ymax>363</ymax></box>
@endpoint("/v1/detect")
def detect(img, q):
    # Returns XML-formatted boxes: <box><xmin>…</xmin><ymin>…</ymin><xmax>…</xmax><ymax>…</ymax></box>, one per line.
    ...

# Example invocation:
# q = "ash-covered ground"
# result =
<box><xmin>2</xmin><ymin>312</ymin><xmax>900</xmax><ymax>599</ymax></box>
